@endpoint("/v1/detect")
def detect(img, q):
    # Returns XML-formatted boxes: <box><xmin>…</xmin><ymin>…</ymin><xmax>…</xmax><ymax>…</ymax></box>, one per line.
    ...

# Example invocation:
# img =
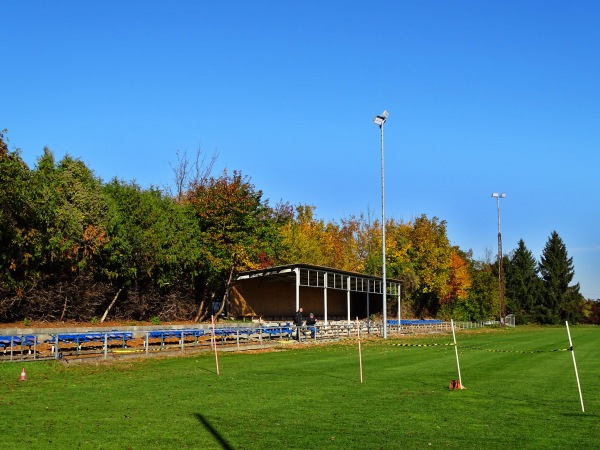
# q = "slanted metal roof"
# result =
<box><xmin>234</xmin><ymin>263</ymin><xmax>400</xmax><ymax>296</ymax></box>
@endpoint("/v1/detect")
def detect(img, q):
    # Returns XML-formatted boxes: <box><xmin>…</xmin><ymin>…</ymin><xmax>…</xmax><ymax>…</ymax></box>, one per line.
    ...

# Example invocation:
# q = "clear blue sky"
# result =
<box><xmin>3</xmin><ymin>1</ymin><xmax>599</xmax><ymax>299</ymax></box>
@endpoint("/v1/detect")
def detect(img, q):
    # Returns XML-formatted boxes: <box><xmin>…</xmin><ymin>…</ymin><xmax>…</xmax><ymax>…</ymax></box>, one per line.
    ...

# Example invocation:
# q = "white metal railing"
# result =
<box><xmin>0</xmin><ymin>318</ymin><xmax>513</xmax><ymax>363</ymax></box>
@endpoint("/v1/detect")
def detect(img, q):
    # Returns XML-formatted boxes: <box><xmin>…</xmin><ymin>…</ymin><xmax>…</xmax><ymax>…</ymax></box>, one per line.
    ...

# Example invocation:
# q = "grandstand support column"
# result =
<box><xmin>294</xmin><ymin>267</ymin><xmax>300</xmax><ymax>312</ymax></box>
<box><xmin>324</xmin><ymin>273</ymin><xmax>329</xmax><ymax>325</ymax></box>
<box><xmin>397</xmin><ymin>284</ymin><xmax>401</xmax><ymax>333</ymax></box>
<box><xmin>346</xmin><ymin>276</ymin><xmax>351</xmax><ymax>325</ymax></box>
<box><xmin>366</xmin><ymin>289</ymin><xmax>370</xmax><ymax>322</ymax></box>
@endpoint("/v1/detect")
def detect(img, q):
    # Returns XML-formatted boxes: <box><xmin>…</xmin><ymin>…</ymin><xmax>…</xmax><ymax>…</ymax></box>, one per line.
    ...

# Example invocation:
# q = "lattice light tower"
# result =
<box><xmin>491</xmin><ymin>193</ymin><xmax>506</xmax><ymax>325</ymax></box>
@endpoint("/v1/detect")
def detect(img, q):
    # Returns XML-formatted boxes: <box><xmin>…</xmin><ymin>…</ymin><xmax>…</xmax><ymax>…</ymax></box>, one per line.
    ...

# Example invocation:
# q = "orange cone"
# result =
<box><xmin>19</xmin><ymin>367</ymin><xmax>26</xmax><ymax>382</ymax></box>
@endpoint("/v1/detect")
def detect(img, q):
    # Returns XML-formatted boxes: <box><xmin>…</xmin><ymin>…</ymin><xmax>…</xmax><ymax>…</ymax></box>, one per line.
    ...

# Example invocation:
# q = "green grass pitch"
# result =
<box><xmin>1</xmin><ymin>326</ymin><xmax>598</xmax><ymax>449</ymax></box>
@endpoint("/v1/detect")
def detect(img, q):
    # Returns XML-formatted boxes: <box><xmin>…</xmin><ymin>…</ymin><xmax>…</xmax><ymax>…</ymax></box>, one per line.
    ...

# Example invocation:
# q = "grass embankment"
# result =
<box><xmin>1</xmin><ymin>326</ymin><xmax>598</xmax><ymax>449</ymax></box>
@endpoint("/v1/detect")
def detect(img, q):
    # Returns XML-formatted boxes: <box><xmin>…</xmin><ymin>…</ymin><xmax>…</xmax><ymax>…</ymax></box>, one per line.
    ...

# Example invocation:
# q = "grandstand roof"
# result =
<box><xmin>235</xmin><ymin>263</ymin><xmax>400</xmax><ymax>295</ymax></box>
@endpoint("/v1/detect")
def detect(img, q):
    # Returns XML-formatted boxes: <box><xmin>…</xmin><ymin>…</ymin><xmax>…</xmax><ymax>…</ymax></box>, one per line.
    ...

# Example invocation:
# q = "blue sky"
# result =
<box><xmin>2</xmin><ymin>1</ymin><xmax>599</xmax><ymax>299</ymax></box>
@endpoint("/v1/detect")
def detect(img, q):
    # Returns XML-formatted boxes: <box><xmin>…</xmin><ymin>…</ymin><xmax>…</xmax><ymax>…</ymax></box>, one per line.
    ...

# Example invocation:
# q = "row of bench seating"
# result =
<box><xmin>0</xmin><ymin>323</ymin><xmax>319</xmax><ymax>359</ymax></box>
<box><xmin>1</xmin><ymin>335</ymin><xmax>37</xmax><ymax>353</ymax></box>
<box><xmin>0</xmin><ymin>325</ymin><xmax>296</xmax><ymax>350</ymax></box>
<box><xmin>44</xmin><ymin>332</ymin><xmax>133</xmax><ymax>345</ymax></box>
<box><xmin>387</xmin><ymin>319</ymin><xmax>443</xmax><ymax>325</ymax></box>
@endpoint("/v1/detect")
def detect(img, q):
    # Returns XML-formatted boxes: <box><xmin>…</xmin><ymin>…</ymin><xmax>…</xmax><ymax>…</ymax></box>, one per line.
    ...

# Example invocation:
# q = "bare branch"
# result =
<box><xmin>168</xmin><ymin>145</ymin><xmax>219</xmax><ymax>202</ymax></box>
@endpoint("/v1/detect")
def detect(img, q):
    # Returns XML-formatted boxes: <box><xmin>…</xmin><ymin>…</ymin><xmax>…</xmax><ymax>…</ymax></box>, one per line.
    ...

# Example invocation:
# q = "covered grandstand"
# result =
<box><xmin>231</xmin><ymin>263</ymin><xmax>401</xmax><ymax>324</ymax></box>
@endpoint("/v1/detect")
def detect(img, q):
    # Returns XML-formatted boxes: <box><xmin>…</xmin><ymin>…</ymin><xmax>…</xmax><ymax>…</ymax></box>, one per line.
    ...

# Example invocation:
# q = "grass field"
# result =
<box><xmin>1</xmin><ymin>326</ymin><xmax>598</xmax><ymax>449</ymax></box>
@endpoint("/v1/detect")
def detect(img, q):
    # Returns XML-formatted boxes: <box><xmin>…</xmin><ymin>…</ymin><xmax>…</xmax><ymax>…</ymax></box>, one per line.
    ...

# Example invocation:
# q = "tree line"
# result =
<box><xmin>0</xmin><ymin>132</ymin><xmax>594</xmax><ymax>324</ymax></box>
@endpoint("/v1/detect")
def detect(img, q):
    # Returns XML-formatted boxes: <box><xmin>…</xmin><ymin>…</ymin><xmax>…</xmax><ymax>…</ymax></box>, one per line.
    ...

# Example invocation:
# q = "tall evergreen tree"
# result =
<box><xmin>504</xmin><ymin>239</ymin><xmax>542</xmax><ymax>324</ymax></box>
<box><xmin>538</xmin><ymin>231</ymin><xmax>585</xmax><ymax>324</ymax></box>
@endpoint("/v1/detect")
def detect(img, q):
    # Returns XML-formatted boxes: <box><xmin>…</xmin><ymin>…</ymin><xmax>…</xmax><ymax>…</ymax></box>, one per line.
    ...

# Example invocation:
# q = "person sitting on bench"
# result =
<box><xmin>306</xmin><ymin>313</ymin><xmax>317</xmax><ymax>338</ymax></box>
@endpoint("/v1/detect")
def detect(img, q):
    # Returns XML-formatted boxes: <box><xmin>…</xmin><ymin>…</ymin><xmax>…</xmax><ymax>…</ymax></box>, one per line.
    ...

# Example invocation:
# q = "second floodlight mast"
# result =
<box><xmin>491</xmin><ymin>193</ymin><xmax>506</xmax><ymax>325</ymax></box>
<box><xmin>374</xmin><ymin>110</ymin><xmax>389</xmax><ymax>338</ymax></box>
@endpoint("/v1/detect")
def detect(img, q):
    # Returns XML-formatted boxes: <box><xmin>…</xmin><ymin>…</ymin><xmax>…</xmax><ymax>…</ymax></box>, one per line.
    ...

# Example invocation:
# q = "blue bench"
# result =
<box><xmin>142</xmin><ymin>329</ymin><xmax>206</xmax><ymax>349</ymax></box>
<box><xmin>261</xmin><ymin>324</ymin><xmax>293</xmax><ymax>337</ymax></box>
<box><xmin>0</xmin><ymin>335</ymin><xmax>37</xmax><ymax>352</ymax></box>
<box><xmin>146</xmin><ymin>330</ymin><xmax>205</xmax><ymax>340</ymax></box>
<box><xmin>44</xmin><ymin>332</ymin><xmax>133</xmax><ymax>346</ymax></box>
<box><xmin>145</xmin><ymin>329</ymin><xmax>205</xmax><ymax>344</ymax></box>
<box><xmin>387</xmin><ymin>319</ymin><xmax>443</xmax><ymax>325</ymax></box>
<box><xmin>212</xmin><ymin>327</ymin><xmax>254</xmax><ymax>337</ymax></box>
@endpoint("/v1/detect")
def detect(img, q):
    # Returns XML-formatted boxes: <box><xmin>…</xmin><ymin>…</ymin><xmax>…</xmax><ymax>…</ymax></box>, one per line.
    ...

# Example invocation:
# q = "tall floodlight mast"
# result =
<box><xmin>374</xmin><ymin>110</ymin><xmax>389</xmax><ymax>338</ymax></box>
<box><xmin>491</xmin><ymin>193</ymin><xmax>506</xmax><ymax>325</ymax></box>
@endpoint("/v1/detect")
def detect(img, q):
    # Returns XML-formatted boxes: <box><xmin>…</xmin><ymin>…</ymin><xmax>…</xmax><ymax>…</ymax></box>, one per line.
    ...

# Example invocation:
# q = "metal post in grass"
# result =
<box><xmin>211</xmin><ymin>315</ymin><xmax>220</xmax><ymax>375</ymax></box>
<box><xmin>565</xmin><ymin>321</ymin><xmax>584</xmax><ymax>412</ymax></box>
<box><xmin>356</xmin><ymin>317</ymin><xmax>363</xmax><ymax>384</ymax></box>
<box><xmin>451</xmin><ymin>319</ymin><xmax>464</xmax><ymax>389</ymax></box>
<box><xmin>181</xmin><ymin>331</ymin><xmax>184</xmax><ymax>354</ymax></box>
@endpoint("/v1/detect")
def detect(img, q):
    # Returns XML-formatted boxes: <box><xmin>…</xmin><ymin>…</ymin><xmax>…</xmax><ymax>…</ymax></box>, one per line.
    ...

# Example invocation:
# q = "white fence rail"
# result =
<box><xmin>0</xmin><ymin>318</ymin><xmax>512</xmax><ymax>363</ymax></box>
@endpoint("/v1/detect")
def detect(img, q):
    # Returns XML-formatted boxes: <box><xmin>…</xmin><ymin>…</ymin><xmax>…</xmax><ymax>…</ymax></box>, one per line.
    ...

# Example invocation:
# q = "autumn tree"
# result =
<box><xmin>0</xmin><ymin>146</ymin><xmax>112</xmax><ymax>320</ymax></box>
<box><xmin>0</xmin><ymin>138</ymin><xmax>37</xmax><ymax>306</ymax></box>
<box><xmin>185</xmin><ymin>170</ymin><xmax>289</xmax><ymax>321</ymax></box>
<box><xmin>439</xmin><ymin>248</ymin><xmax>472</xmax><ymax>319</ymax></box>
<box><xmin>407</xmin><ymin>215</ymin><xmax>452</xmax><ymax>317</ymax></box>
<box><xmin>279</xmin><ymin>204</ymin><xmax>327</xmax><ymax>266</ymax></box>
<box><xmin>0</xmin><ymin>129</ymin><xmax>8</xmax><ymax>157</ymax></box>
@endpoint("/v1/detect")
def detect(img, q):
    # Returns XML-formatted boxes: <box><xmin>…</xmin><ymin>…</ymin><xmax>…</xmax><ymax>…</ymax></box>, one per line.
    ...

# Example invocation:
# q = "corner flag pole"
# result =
<box><xmin>212</xmin><ymin>315</ymin><xmax>220</xmax><ymax>375</ymax></box>
<box><xmin>565</xmin><ymin>321</ymin><xmax>584</xmax><ymax>412</ymax></box>
<box><xmin>451</xmin><ymin>319</ymin><xmax>463</xmax><ymax>389</ymax></box>
<box><xmin>356</xmin><ymin>317</ymin><xmax>363</xmax><ymax>384</ymax></box>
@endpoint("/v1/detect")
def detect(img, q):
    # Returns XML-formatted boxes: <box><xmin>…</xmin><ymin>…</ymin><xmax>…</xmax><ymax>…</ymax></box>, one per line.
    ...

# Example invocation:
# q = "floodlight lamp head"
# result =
<box><xmin>373</xmin><ymin>110</ymin><xmax>389</xmax><ymax>127</ymax></box>
<box><xmin>491</xmin><ymin>193</ymin><xmax>499</xmax><ymax>198</ymax></box>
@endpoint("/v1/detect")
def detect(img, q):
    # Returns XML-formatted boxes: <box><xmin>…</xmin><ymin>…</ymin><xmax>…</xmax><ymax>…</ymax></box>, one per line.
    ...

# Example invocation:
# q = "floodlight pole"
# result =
<box><xmin>491</xmin><ymin>193</ymin><xmax>506</xmax><ymax>325</ymax></box>
<box><xmin>374</xmin><ymin>110</ymin><xmax>389</xmax><ymax>338</ymax></box>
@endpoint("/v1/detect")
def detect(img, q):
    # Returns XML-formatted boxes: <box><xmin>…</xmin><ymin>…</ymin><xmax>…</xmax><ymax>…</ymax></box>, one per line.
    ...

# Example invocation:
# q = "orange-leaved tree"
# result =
<box><xmin>185</xmin><ymin>169</ymin><xmax>288</xmax><ymax>321</ymax></box>
<box><xmin>439</xmin><ymin>247</ymin><xmax>472</xmax><ymax>319</ymax></box>
<box><xmin>407</xmin><ymin>215</ymin><xmax>452</xmax><ymax>318</ymax></box>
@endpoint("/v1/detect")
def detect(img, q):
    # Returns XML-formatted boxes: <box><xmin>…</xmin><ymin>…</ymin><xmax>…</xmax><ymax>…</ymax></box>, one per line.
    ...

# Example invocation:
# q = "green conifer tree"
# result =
<box><xmin>505</xmin><ymin>239</ymin><xmax>542</xmax><ymax>324</ymax></box>
<box><xmin>538</xmin><ymin>231</ymin><xmax>585</xmax><ymax>324</ymax></box>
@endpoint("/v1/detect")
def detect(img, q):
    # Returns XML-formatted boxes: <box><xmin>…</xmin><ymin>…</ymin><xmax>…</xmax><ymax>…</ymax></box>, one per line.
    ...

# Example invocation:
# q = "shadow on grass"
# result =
<box><xmin>195</xmin><ymin>365</ymin><xmax>219</xmax><ymax>375</ymax></box>
<box><xmin>320</xmin><ymin>372</ymin><xmax>358</xmax><ymax>383</ymax></box>
<box><xmin>194</xmin><ymin>413</ymin><xmax>234</xmax><ymax>450</ymax></box>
